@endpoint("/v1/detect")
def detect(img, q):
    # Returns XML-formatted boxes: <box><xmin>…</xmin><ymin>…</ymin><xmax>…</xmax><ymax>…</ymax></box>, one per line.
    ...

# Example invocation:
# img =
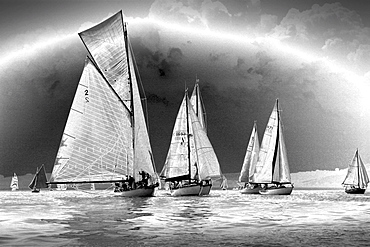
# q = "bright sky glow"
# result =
<box><xmin>0</xmin><ymin>33</ymin><xmax>75</xmax><ymax>68</ymax></box>
<box><xmin>1</xmin><ymin>15</ymin><xmax>369</xmax><ymax>117</ymax></box>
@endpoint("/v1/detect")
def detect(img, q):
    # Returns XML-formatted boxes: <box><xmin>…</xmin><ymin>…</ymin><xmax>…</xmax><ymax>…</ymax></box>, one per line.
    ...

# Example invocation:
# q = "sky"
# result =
<box><xmin>1</xmin><ymin>0</ymin><xmax>370</xmax><ymax>177</ymax></box>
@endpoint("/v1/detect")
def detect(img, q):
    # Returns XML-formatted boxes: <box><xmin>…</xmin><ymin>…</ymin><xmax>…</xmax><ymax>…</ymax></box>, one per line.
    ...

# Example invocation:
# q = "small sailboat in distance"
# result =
<box><xmin>253</xmin><ymin>99</ymin><xmax>294</xmax><ymax>195</ymax></box>
<box><xmin>342</xmin><ymin>149</ymin><xmax>369</xmax><ymax>194</ymax></box>
<box><xmin>29</xmin><ymin>164</ymin><xmax>48</xmax><ymax>193</ymax></box>
<box><xmin>10</xmin><ymin>173</ymin><xmax>19</xmax><ymax>191</ymax></box>
<box><xmin>47</xmin><ymin>11</ymin><xmax>159</xmax><ymax>197</ymax></box>
<box><xmin>239</xmin><ymin>121</ymin><xmax>262</xmax><ymax>194</ymax></box>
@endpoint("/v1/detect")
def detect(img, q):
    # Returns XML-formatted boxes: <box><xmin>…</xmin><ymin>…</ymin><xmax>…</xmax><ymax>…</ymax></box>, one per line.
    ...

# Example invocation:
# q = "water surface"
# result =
<box><xmin>1</xmin><ymin>189</ymin><xmax>369</xmax><ymax>246</ymax></box>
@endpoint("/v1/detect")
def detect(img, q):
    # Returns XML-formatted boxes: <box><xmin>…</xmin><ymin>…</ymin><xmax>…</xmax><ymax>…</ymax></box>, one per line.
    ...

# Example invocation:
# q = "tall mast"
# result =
<box><xmin>185</xmin><ymin>90</ymin><xmax>192</xmax><ymax>183</ymax></box>
<box><xmin>123</xmin><ymin>21</ymin><xmax>135</xmax><ymax>175</ymax></box>
<box><xmin>195</xmin><ymin>77</ymin><xmax>199</xmax><ymax>117</ymax></box>
<box><xmin>356</xmin><ymin>149</ymin><xmax>360</xmax><ymax>187</ymax></box>
<box><xmin>272</xmin><ymin>99</ymin><xmax>280</xmax><ymax>183</ymax></box>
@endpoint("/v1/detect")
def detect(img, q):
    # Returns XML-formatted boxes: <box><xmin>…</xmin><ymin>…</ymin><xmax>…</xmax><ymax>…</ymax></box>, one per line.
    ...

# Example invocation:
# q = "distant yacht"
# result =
<box><xmin>10</xmin><ymin>173</ymin><xmax>19</xmax><ymax>191</ymax></box>
<box><xmin>251</xmin><ymin>99</ymin><xmax>294</xmax><ymax>195</ymax></box>
<box><xmin>239</xmin><ymin>121</ymin><xmax>262</xmax><ymax>194</ymax></box>
<box><xmin>160</xmin><ymin>87</ymin><xmax>222</xmax><ymax>196</ymax></box>
<box><xmin>342</xmin><ymin>149</ymin><xmax>369</xmax><ymax>194</ymax></box>
<box><xmin>28</xmin><ymin>164</ymin><xmax>48</xmax><ymax>193</ymax></box>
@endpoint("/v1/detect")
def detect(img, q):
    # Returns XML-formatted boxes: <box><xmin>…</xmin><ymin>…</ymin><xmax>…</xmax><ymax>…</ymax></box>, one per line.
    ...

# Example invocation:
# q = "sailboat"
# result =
<box><xmin>342</xmin><ymin>149</ymin><xmax>369</xmax><ymax>194</ymax></box>
<box><xmin>28</xmin><ymin>164</ymin><xmax>48</xmax><ymax>193</ymax></box>
<box><xmin>47</xmin><ymin>11</ymin><xmax>159</xmax><ymax>197</ymax></box>
<box><xmin>10</xmin><ymin>173</ymin><xmax>19</xmax><ymax>191</ymax></box>
<box><xmin>239</xmin><ymin>121</ymin><xmax>262</xmax><ymax>194</ymax></box>
<box><xmin>252</xmin><ymin>99</ymin><xmax>293</xmax><ymax>195</ymax></box>
<box><xmin>160</xmin><ymin>90</ymin><xmax>222</xmax><ymax>196</ymax></box>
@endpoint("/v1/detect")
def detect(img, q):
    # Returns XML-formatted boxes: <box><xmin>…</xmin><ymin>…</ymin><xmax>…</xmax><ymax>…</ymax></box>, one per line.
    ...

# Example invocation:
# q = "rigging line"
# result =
<box><xmin>128</xmin><ymin>37</ymin><xmax>150</xmax><ymax>132</ymax></box>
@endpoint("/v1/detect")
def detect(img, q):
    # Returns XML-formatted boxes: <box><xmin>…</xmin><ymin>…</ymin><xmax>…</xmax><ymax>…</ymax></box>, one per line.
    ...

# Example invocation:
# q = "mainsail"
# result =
<box><xmin>10</xmin><ymin>173</ymin><xmax>19</xmax><ymax>191</ymax></box>
<box><xmin>29</xmin><ymin>164</ymin><xmax>48</xmax><ymax>190</ymax></box>
<box><xmin>252</xmin><ymin>99</ymin><xmax>291</xmax><ymax>184</ymax></box>
<box><xmin>342</xmin><ymin>150</ymin><xmax>369</xmax><ymax>189</ymax></box>
<box><xmin>161</xmin><ymin>94</ymin><xmax>196</xmax><ymax>181</ymax></box>
<box><xmin>239</xmin><ymin>121</ymin><xmax>259</xmax><ymax>183</ymax></box>
<box><xmin>161</xmin><ymin>92</ymin><xmax>221</xmax><ymax>181</ymax></box>
<box><xmin>49</xmin><ymin>11</ymin><xmax>157</xmax><ymax>185</ymax></box>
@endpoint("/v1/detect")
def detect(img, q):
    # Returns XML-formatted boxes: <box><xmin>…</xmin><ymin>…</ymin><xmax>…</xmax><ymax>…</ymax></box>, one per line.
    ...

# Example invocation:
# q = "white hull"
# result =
<box><xmin>240</xmin><ymin>186</ymin><xmax>261</xmax><ymax>194</ymax></box>
<box><xmin>259</xmin><ymin>186</ymin><xmax>293</xmax><ymax>195</ymax></box>
<box><xmin>171</xmin><ymin>183</ymin><xmax>212</xmax><ymax>196</ymax></box>
<box><xmin>117</xmin><ymin>187</ymin><xmax>156</xmax><ymax>197</ymax></box>
<box><xmin>171</xmin><ymin>184</ymin><xmax>201</xmax><ymax>196</ymax></box>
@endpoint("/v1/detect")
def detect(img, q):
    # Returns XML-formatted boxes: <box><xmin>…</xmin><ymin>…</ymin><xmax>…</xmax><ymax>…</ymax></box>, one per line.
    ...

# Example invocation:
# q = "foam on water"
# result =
<box><xmin>1</xmin><ymin>189</ymin><xmax>370</xmax><ymax>246</ymax></box>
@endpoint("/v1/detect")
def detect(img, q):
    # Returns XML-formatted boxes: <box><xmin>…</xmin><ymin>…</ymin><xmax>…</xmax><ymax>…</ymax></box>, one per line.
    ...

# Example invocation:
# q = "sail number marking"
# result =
<box><xmin>84</xmin><ymin>89</ymin><xmax>89</xmax><ymax>102</ymax></box>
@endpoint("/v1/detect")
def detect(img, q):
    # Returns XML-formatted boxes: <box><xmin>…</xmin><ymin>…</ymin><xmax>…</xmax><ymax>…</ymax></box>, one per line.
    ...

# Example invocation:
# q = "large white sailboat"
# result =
<box><xmin>47</xmin><ymin>11</ymin><xmax>158</xmax><ymax>197</ymax></box>
<box><xmin>252</xmin><ymin>99</ymin><xmax>293</xmax><ymax>195</ymax></box>
<box><xmin>239</xmin><ymin>121</ymin><xmax>262</xmax><ymax>194</ymax></box>
<box><xmin>10</xmin><ymin>173</ymin><xmax>19</xmax><ymax>191</ymax></box>
<box><xmin>342</xmin><ymin>149</ymin><xmax>369</xmax><ymax>194</ymax></box>
<box><xmin>160</xmin><ymin>90</ymin><xmax>221</xmax><ymax>196</ymax></box>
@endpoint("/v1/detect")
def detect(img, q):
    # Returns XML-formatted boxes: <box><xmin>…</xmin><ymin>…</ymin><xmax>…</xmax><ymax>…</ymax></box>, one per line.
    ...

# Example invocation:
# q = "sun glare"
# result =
<box><xmin>0</xmin><ymin>33</ymin><xmax>75</xmax><ymax>68</ymax></box>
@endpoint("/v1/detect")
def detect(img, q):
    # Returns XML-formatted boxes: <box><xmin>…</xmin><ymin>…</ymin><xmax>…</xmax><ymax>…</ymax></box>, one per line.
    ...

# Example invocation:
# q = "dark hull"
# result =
<box><xmin>345</xmin><ymin>188</ymin><xmax>366</xmax><ymax>194</ymax></box>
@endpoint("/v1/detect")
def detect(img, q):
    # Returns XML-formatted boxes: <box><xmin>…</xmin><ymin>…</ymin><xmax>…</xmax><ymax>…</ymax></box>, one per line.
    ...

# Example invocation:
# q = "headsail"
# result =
<box><xmin>129</xmin><ymin>49</ymin><xmax>157</xmax><ymax>180</ymax></box>
<box><xmin>253</xmin><ymin>99</ymin><xmax>291</xmax><ymax>184</ymax></box>
<box><xmin>342</xmin><ymin>150</ymin><xmax>369</xmax><ymax>189</ymax></box>
<box><xmin>189</xmin><ymin>102</ymin><xmax>221</xmax><ymax>179</ymax></box>
<box><xmin>239</xmin><ymin>121</ymin><xmax>259</xmax><ymax>183</ymax></box>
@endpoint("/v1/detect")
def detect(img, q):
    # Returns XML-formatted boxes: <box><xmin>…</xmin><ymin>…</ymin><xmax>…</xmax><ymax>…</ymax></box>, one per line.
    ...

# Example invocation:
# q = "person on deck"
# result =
<box><xmin>128</xmin><ymin>175</ymin><xmax>135</xmax><ymax>189</ymax></box>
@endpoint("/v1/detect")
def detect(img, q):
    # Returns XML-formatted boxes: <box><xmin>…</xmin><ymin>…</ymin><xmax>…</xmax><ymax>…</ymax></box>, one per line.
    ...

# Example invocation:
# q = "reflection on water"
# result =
<box><xmin>1</xmin><ymin>189</ymin><xmax>370</xmax><ymax>246</ymax></box>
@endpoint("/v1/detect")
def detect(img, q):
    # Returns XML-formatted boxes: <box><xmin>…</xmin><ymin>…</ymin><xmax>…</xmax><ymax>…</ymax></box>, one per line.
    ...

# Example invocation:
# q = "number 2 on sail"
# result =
<box><xmin>84</xmin><ymin>89</ymin><xmax>89</xmax><ymax>102</ymax></box>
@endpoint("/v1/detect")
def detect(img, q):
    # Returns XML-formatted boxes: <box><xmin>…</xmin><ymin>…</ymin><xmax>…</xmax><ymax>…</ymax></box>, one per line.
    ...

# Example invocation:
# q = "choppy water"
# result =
<box><xmin>1</xmin><ymin>189</ymin><xmax>370</xmax><ymax>246</ymax></box>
